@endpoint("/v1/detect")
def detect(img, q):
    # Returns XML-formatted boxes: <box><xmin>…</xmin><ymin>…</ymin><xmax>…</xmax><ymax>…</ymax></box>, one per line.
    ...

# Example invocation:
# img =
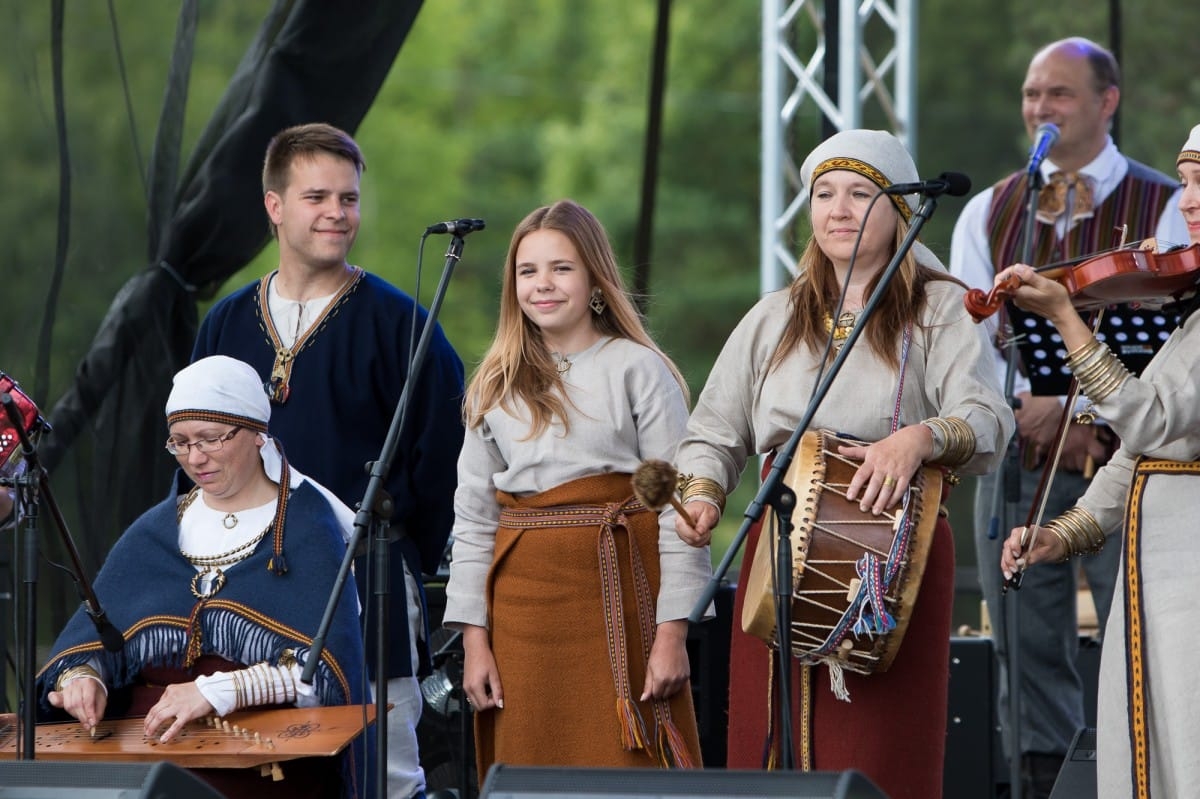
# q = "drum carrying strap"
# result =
<box><xmin>820</xmin><ymin>321</ymin><xmax>915</xmax><ymax>699</ymax></box>
<box><xmin>770</xmin><ymin>323</ymin><xmax>917</xmax><ymax>768</ymax></box>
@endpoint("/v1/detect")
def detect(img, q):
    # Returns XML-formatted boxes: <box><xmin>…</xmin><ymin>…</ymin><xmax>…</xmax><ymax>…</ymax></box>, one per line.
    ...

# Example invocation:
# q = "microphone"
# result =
<box><xmin>425</xmin><ymin>218</ymin><xmax>486</xmax><ymax>235</ymax></box>
<box><xmin>1026</xmin><ymin>122</ymin><xmax>1060</xmax><ymax>176</ymax></box>
<box><xmin>1</xmin><ymin>391</ymin><xmax>123</xmax><ymax>652</ymax></box>
<box><xmin>88</xmin><ymin>607</ymin><xmax>126</xmax><ymax>652</ymax></box>
<box><xmin>883</xmin><ymin>171</ymin><xmax>972</xmax><ymax>198</ymax></box>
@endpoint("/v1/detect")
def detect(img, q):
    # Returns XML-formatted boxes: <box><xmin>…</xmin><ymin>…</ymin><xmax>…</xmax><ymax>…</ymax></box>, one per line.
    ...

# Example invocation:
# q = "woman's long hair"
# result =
<box><xmin>770</xmin><ymin>223</ymin><xmax>962</xmax><ymax>372</ymax></box>
<box><xmin>465</xmin><ymin>200</ymin><xmax>689</xmax><ymax>436</ymax></box>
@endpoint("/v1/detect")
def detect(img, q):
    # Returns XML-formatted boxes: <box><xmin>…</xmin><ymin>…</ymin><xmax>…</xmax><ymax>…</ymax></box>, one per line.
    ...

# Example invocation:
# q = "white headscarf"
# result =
<box><xmin>167</xmin><ymin>356</ymin><xmax>354</xmax><ymax>541</ymax></box>
<box><xmin>799</xmin><ymin>128</ymin><xmax>946</xmax><ymax>271</ymax></box>
<box><xmin>1178</xmin><ymin>123</ymin><xmax>1200</xmax><ymax>166</ymax></box>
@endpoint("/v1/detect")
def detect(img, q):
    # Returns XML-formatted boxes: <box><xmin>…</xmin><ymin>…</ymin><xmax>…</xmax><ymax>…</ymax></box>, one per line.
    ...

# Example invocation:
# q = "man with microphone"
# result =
<box><xmin>949</xmin><ymin>37</ymin><xmax>1187</xmax><ymax>799</ymax></box>
<box><xmin>192</xmin><ymin>122</ymin><xmax>466</xmax><ymax>799</ymax></box>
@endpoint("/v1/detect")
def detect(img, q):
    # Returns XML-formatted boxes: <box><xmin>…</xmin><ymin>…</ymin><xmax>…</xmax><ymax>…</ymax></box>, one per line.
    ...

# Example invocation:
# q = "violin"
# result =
<box><xmin>964</xmin><ymin>242</ymin><xmax>1200</xmax><ymax>323</ymax></box>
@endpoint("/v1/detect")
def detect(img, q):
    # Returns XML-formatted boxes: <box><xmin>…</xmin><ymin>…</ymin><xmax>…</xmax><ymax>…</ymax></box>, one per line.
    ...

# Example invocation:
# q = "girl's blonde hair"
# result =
<box><xmin>465</xmin><ymin>200</ymin><xmax>689</xmax><ymax>436</ymax></box>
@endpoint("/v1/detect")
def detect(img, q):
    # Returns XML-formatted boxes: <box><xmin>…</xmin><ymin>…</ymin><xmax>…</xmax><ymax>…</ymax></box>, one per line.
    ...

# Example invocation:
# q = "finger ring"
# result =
<box><xmin>882</xmin><ymin>475</ymin><xmax>896</xmax><ymax>487</ymax></box>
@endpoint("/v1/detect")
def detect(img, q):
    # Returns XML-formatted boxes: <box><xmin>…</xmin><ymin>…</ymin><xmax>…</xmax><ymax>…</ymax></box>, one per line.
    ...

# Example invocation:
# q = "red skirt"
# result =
<box><xmin>726</xmin><ymin>498</ymin><xmax>954</xmax><ymax>799</ymax></box>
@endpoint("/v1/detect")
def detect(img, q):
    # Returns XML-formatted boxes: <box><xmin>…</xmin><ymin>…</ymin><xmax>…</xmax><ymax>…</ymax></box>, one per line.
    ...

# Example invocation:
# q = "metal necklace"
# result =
<box><xmin>177</xmin><ymin>488</ymin><xmax>271</xmax><ymax>599</ymax></box>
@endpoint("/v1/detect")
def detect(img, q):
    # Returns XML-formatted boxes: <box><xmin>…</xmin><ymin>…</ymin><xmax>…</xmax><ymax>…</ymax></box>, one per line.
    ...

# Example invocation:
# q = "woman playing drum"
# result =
<box><xmin>997</xmin><ymin>124</ymin><xmax>1200</xmax><ymax>799</ymax></box>
<box><xmin>673</xmin><ymin>129</ymin><xmax>1014</xmax><ymax>798</ymax></box>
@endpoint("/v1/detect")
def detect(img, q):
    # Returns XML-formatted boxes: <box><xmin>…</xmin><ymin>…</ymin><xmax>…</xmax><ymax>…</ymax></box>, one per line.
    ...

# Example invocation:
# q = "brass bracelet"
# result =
<box><xmin>1045</xmin><ymin>506</ymin><xmax>1106</xmax><ymax>559</ymax></box>
<box><xmin>1046</xmin><ymin>524</ymin><xmax>1075</xmax><ymax>563</ymax></box>
<box><xmin>55</xmin><ymin>664</ymin><xmax>104</xmax><ymax>693</ymax></box>
<box><xmin>281</xmin><ymin>663</ymin><xmax>298</xmax><ymax>704</ymax></box>
<box><xmin>1065</xmin><ymin>337</ymin><xmax>1103</xmax><ymax>364</ymax></box>
<box><xmin>251</xmin><ymin>663</ymin><xmax>269</xmax><ymax>706</ymax></box>
<box><xmin>231</xmin><ymin>670</ymin><xmax>246</xmax><ymax>711</ymax></box>
<box><xmin>1065</xmin><ymin>339</ymin><xmax>1129</xmax><ymax>403</ymax></box>
<box><xmin>277</xmin><ymin>649</ymin><xmax>299</xmax><ymax>704</ymax></box>
<box><xmin>265</xmin><ymin>664</ymin><xmax>280</xmax><ymax>705</ymax></box>
<box><xmin>920</xmin><ymin>416</ymin><xmax>976</xmax><ymax>467</ymax></box>
<box><xmin>677</xmin><ymin>473</ymin><xmax>727</xmax><ymax>514</ymax></box>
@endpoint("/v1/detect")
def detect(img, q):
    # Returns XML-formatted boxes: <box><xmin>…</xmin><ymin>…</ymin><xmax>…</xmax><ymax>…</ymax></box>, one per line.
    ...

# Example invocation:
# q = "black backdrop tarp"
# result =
<box><xmin>39</xmin><ymin>0</ymin><xmax>424</xmax><ymax>578</ymax></box>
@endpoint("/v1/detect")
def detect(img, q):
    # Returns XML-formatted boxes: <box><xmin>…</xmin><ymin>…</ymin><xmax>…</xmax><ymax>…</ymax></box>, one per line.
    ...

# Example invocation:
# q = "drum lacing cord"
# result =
<box><xmin>818</xmin><ymin>327</ymin><xmax>917</xmax><ymax>702</ymax></box>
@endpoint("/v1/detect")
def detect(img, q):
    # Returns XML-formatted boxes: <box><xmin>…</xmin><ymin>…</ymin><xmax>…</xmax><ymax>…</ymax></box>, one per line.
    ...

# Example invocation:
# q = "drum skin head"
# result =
<box><xmin>741</xmin><ymin>429</ymin><xmax>942</xmax><ymax>675</ymax></box>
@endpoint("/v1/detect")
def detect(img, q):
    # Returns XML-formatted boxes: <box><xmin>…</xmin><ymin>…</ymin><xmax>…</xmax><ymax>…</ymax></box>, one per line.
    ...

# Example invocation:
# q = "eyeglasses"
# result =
<box><xmin>165</xmin><ymin>426</ymin><xmax>242</xmax><ymax>456</ymax></box>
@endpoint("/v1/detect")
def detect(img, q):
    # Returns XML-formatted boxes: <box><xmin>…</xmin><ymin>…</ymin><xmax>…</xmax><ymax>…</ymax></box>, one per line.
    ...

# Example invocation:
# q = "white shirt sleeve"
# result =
<box><xmin>949</xmin><ymin>187</ymin><xmax>1032</xmax><ymax>397</ymax></box>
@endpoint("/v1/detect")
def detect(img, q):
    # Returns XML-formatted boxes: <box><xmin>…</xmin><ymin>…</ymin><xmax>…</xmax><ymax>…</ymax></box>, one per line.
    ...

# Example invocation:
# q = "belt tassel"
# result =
<box><xmin>656</xmin><ymin>716</ymin><xmax>697</xmax><ymax>768</ymax></box>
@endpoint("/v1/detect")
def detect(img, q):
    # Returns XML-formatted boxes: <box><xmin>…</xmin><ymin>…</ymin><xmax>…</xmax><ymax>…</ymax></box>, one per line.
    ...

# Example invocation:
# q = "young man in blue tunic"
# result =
<box><xmin>192</xmin><ymin>123</ymin><xmax>466</xmax><ymax>799</ymax></box>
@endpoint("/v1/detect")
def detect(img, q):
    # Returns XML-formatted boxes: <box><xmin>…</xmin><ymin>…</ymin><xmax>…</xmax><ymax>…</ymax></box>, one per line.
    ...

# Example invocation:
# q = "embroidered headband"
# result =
<box><xmin>798</xmin><ymin>128</ymin><xmax>947</xmax><ymax>272</ymax></box>
<box><xmin>801</xmin><ymin>129</ymin><xmax>921</xmax><ymax>222</ymax></box>
<box><xmin>166</xmin><ymin>356</ymin><xmax>270</xmax><ymax>433</ymax></box>
<box><xmin>1178</xmin><ymin>123</ymin><xmax>1200</xmax><ymax>166</ymax></box>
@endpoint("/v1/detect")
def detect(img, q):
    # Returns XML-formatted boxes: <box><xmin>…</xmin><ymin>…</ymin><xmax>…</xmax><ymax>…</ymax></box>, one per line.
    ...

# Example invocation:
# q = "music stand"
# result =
<box><xmin>1008</xmin><ymin>304</ymin><xmax>1175</xmax><ymax>396</ymax></box>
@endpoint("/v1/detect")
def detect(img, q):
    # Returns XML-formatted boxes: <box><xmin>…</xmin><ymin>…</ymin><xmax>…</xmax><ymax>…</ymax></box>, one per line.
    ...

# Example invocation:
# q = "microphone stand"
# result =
<box><xmin>991</xmin><ymin>168</ymin><xmax>1043</xmax><ymax>799</ymax></box>
<box><xmin>688</xmin><ymin>189</ymin><xmax>945</xmax><ymax>769</ymax></box>
<box><xmin>1</xmin><ymin>394</ymin><xmax>123</xmax><ymax>760</ymax></box>
<box><xmin>302</xmin><ymin>232</ymin><xmax>472</xmax><ymax>799</ymax></box>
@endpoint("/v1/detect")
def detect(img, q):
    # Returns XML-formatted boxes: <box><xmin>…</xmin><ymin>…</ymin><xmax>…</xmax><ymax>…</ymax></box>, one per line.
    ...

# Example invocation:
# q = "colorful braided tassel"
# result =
<box><xmin>616</xmin><ymin>697</ymin><xmax>649</xmax><ymax>751</ymax></box>
<box><xmin>656</xmin><ymin>717</ymin><xmax>697</xmax><ymax>768</ymax></box>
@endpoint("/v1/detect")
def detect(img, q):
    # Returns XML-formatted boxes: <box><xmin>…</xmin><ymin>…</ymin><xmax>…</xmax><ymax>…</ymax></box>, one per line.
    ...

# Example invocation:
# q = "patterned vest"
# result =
<box><xmin>985</xmin><ymin>158</ymin><xmax>1177</xmax><ymax>394</ymax></box>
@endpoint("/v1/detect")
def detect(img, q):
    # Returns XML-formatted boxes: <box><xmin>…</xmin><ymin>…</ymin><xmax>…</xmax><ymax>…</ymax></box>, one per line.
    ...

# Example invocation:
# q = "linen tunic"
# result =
<box><xmin>677</xmin><ymin>280</ymin><xmax>1012</xmax><ymax>481</ymax></box>
<box><xmin>675</xmin><ymin>277</ymin><xmax>1013</xmax><ymax>798</ymax></box>
<box><xmin>1062</xmin><ymin>311</ymin><xmax>1200</xmax><ymax>799</ymax></box>
<box><xmin>443</xmin><ymin>336</ymin><xmax>713</xmax><ymax>628</ymax></box>
<box><xmin>442</xmin><ymin>335</ymin><xmax>714</xmax><ymax>773</ymax></box>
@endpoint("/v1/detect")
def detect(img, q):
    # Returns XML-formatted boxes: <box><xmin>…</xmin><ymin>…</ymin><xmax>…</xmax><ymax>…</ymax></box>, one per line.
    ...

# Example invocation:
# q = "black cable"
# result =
<box><xmin>106</xmin><ymin>0</ymin><xmax>148</xmax><ymax>194</ymax></box>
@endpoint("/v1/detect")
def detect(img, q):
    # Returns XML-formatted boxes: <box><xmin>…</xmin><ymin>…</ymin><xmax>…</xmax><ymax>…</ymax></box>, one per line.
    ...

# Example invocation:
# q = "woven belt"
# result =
<box><xmin>1125</xmin><ymin>457</ymin><xmax>1200</xmax><ymax>798</ymax></box>
<box><xmin>498</xmin><ymin>498</ymin><xmax>647</xmax><ymax>530</ymax></box>
<box><xmin>496</xmin><ymin>497</ymin><xmax>695</xmax><ymax>767</ymax></box>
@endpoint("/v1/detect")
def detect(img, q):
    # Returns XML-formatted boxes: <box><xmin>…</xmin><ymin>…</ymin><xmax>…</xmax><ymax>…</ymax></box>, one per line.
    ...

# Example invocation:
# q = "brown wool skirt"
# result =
<box><xmin>474</xmin><ymin>472</ymin><xmax>702</xmax><ymax>776</ymax></box>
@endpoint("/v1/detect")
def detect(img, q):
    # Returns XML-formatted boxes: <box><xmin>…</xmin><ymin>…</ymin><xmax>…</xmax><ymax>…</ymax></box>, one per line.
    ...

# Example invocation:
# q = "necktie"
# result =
<box><xmin>1036</xmin><ymin>171</ymin><xmax>1095</xmax><ymax>225</ymax></box>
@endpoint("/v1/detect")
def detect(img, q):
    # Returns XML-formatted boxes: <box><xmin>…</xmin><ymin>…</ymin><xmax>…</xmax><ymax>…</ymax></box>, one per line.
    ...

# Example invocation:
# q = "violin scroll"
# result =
<box><xmin>964</xmin><ymin>276</ymin><xmax>1022</xmax><ymax>323</ymax></box>
<box><xmin>962</xmin><ymin>242</ymin><xmax>1200</xmax><ymax>323</ymax></box>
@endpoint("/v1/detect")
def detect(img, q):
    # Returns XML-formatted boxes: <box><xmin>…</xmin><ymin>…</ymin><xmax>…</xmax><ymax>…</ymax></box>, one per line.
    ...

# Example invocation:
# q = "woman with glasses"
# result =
<box><xmin>36</xmin><ymin>355</ymin><xmax>370</xmax><ymax>799</ymax></box>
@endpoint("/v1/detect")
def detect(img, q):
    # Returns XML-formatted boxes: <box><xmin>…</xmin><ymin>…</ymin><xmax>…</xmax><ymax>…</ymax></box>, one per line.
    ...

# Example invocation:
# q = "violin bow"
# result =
<box><xmin>1005</xmin><ymin>225</ymin><xmax>1127</xmax><ymax>590</ymax></box>
<box><xmin>1003</xmin><ymin>310</ymin><xmax>1106</xmax><ymax>592</ymax></box>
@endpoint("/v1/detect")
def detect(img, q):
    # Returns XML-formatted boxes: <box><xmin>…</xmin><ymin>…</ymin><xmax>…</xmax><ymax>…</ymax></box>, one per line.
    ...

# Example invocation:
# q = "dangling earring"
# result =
<box><xmin>589</xmin><ymin>287</ymin><xmax>607</xmax><ymax>315</ymax></box>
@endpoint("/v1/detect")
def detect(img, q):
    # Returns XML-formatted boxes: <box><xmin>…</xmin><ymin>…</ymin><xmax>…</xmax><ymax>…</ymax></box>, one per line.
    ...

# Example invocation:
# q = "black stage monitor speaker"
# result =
<box><xmin>479</xmin><ymin>765</ymin><xmax>891</xmax><ymax>798</ymax></box>
<box><xmin>1049</xmin><ymin>727</ymin><xmax>1097</xmax><ymax>799</ymax></box>
<box><xmin>944</xmin><ymin>637</ymin><xmax>997</xmax><ymax>798</ymax></box>
<box><xmin>0</xmin><ymin>760</ymin><xmax>226</xmax><ymax>799</ymax></box>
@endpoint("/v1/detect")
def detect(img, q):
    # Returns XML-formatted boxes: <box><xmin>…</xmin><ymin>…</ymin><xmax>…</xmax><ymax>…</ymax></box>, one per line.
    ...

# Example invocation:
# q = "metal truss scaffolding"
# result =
<box><xmin>760</xmin><ymin>0</ymin><xmax>917</xmax><ymax>293</ymax></box>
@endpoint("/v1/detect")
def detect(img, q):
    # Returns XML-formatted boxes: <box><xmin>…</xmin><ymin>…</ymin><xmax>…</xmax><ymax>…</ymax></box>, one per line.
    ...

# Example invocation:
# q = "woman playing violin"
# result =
<box><xmin>998</xmin><ymin>124</ymin><xmax>1200</xmax><ymax>799</ymax></box>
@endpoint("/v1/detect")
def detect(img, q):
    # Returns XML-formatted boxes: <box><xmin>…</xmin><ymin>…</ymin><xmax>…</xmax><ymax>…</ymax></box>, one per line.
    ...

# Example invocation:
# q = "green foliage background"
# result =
<box><xmin>2</xmin><ymin>1</ymin><xmax>1198</xmax><ymax>648</ymax></box>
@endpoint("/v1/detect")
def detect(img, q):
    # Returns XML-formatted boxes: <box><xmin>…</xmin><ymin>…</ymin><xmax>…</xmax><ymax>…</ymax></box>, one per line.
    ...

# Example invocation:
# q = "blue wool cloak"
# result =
<box><xmin>37</xmin><ymin>473</ymin><xmax>372</xmax><ymax>797</ymax></box>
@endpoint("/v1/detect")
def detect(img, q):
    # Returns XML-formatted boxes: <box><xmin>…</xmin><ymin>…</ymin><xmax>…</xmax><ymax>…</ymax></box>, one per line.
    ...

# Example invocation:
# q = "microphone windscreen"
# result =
<box><xmin>1036</xmin><ymin>122</ymin><xmax>1061</xmax><ymax>144</ymax></box>
<box><xmin>941</xmin><ymin>171</ymin><xmax>973</xmax><ymax>197</ymax></box>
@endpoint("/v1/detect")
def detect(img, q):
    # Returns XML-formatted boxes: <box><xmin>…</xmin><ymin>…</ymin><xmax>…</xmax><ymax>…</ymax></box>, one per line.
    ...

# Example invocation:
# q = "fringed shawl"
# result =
<box><xmin>35</xmin><ymin>472</ymin><xmax>370</xmax><ymax>796</ymax></box>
